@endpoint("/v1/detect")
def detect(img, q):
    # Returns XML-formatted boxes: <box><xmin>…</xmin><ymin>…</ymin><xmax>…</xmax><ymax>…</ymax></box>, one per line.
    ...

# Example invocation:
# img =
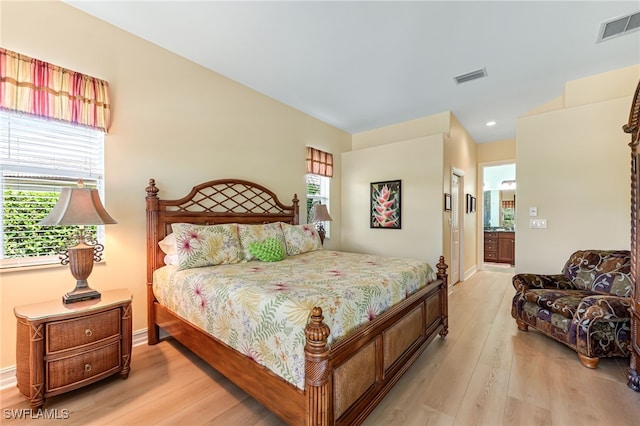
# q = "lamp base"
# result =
<box><xmin>63</xmin><ymin>286</ymin><xmax>101</xmax><ymax>304</ymax></box>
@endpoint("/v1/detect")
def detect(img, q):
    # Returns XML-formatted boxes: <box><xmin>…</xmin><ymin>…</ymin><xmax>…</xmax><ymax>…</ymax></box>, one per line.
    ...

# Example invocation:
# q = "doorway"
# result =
<box><xmin>479</xmin><ymin>162</ymin><xmax>516</xmax><ymax>271</ymax></box>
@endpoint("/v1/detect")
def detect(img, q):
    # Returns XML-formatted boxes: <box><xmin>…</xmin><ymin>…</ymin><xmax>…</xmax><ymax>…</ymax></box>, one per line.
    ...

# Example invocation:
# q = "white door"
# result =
<box><xmin>450</xmin><ymin>173</ymin><xmax>461</xmax><ymax>284</ymax></box>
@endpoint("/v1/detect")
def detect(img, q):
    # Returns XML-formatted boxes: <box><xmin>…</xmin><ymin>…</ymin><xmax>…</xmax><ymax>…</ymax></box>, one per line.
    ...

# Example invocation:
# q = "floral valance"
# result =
<box><xmin>0</xmin><ymin>48</ymin><xmax>111</xmax><ymax>132</ymax></box>
<box><xmin>306</xmin><ymin>146</ymin><xmax>333</xmax><ymax>178</ymax></box>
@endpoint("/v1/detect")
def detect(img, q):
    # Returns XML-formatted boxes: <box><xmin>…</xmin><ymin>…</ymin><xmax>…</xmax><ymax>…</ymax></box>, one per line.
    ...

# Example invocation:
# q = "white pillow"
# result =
<box><xmin>158</xmin><ymin>233</ymin><xmax>177</xmax><ymax>255</ymax></box>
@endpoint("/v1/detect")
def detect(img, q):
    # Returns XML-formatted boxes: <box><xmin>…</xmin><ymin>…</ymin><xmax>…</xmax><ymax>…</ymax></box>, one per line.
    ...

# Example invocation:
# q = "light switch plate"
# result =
<box><xmin>529</xmin><ymin>218</ymin><xmax>547</xmax><ymax>228</ymax></box>
<box><xmin>529</xmin><ymin>207</ymin><xmax>538</xmax><ymax>217</ymax></box>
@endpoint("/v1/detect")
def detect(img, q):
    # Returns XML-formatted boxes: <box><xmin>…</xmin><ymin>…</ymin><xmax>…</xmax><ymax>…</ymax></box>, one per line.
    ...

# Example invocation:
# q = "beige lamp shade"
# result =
<box><xmin>311</xmin><ymin>204</ymin><xmax>333</xmax><ymax>222</ymax></box>
<box><xmin>39</xmin><ymin>188</ymin><xmax>117</xmax><ymax>226</ymax></box>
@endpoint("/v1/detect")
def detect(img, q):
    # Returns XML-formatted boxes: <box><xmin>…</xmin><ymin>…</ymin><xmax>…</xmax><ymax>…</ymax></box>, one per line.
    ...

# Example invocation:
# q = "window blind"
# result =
<box><xmin>0</xmin><ymin>109</ymin><xmax>105</xmax><ymax>268</ymax></box>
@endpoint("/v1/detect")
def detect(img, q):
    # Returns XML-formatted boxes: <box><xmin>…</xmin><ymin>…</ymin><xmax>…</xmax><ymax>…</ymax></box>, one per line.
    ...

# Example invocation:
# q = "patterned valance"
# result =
<box><xmin>0</xmin><ymin>48</ymin><xmax>111</xmax><ymax>132</ymax></box>
<box><xmin>306</xmin><ymin>147</ymin><xmax>333</xmax><ymax>178</ymax></box>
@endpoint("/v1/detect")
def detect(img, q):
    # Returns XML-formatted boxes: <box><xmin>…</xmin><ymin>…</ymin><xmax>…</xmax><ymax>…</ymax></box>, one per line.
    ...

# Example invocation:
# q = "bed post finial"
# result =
<box><xmin>146</xmin><ymin>178</ymin><xmax>159</xmax><ymax>198</ymax></box>
<box><xmin>436</xmin><ymin>256</ymin><xmax>448</xmax><ymax>281</ymax></box>
<box><xmin>305</xmin><ymin>307</ymin><xmax>330</xmax><ymax>354</ymax></box>
<box><xmin>305</xmin><ymin>307</ymin><xmax>332</xmax><ymax>425</ymax></box>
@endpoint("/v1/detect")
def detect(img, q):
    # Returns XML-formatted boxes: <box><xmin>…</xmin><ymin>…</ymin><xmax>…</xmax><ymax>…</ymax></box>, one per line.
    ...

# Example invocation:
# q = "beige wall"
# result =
<box><xmin>341</xmin><ymin>135</ymin><xmax>444</xmax><ymax>263</ymax></box>
<box><xmin>477</xmin><ymin>139</ymin><xmax>516</xmax><ymax>164</ymax></box>
<box><xmin>351</xmin><ymin>112</ymin><xmax>450</xmax><ymax>150</ymax></box>
<box><xmin>515</xmin><ymin>67</ymin><xmax>638</xmax><ymax>274</ymax></box>
<box><xmin>0</xmin><ymin>1</ymin><xmax>351</xmax><ymax>369</ymax></box>
<box><xmin>348</xmin><ymin>111</ymin><xmax>478</xmax><ymax>279</ymax></box>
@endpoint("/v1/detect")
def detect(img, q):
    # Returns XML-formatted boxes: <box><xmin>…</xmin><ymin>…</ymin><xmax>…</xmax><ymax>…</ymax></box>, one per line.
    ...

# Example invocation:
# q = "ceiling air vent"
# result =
<box><xmin>598</xmin><ymin>11</ymin><xmax>640</xmax><ymax>42</ymax></box>
<box><xmin>454</xmin><ymin>68</ymin><xmax>487</xmax><ymax>85</ymax></box>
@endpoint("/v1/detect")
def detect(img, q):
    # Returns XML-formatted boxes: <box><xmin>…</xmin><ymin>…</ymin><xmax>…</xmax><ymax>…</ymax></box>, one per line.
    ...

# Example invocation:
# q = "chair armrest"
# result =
<box><xmin>575</xmin><ymin>295</ymin><xmax>632</xmax><ymax>322</ymax></box>
<box><xmin>512</xmin><ymin>273</ymin><xmax>572</xmax><ymax>292</ymax></box>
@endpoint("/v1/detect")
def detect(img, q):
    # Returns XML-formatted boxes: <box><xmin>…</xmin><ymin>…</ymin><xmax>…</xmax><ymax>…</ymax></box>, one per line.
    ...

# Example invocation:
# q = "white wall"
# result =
<box><xmin>341</xmin><ymin>135</ymin><xmax>444</xmax><ymax>264</ymax></box>
<box><xmin>515</xmin><ymin>67</ymin><xmax>638</xmax><ymax>274</ymax></box>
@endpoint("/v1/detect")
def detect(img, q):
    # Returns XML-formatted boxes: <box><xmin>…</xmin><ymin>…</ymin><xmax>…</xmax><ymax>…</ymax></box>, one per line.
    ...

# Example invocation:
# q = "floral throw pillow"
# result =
<box><xmin>171</xmin><ymin>223</ymin><xmax>241</xmax><ymax>270</ymax></box>
<box><xmin>238</xmin><ymin>222</ymin><xmax>286</xmax><ymax>261</ymax></box>
<box><xmin>281</xmin><ymin>223</ymin><xmax>322</xmax><ymax>256</ymax></box>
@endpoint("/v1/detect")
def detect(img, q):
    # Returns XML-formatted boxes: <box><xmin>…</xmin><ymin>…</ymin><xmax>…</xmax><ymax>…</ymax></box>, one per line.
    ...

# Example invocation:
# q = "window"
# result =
<box><xmin>306</xmin><ymin>173</ymin><xmax>330</xmax><ymax>237</ymax></box>
<box><xmin>0</xmin><ymin>110</ymin><xmax>105</xmax><ymax>269</ymax></box>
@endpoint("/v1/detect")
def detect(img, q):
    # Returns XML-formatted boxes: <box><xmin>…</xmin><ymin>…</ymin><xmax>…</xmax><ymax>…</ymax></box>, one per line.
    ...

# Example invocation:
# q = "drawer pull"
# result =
<box><xmin>84</xmin><ymin>364</ymin><xmax>92</xmax><ymax>372</ymax></box>
<box><xmin>85</xmin><ymin>329</ymin><xmax>93</xmax><ymax>337</ymax></box>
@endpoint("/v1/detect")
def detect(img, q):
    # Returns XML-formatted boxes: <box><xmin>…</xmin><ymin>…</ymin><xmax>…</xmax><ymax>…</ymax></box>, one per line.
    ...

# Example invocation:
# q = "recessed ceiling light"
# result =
<box><xmin>486</xmin><ymin>121</ymin><xmax>496</xmax><ymax>127</ymax></box>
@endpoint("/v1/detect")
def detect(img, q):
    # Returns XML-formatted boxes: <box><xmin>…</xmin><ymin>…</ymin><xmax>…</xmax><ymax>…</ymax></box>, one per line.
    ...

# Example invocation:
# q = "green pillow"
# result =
<box><xmin>248</xmin><ymin>237</ymin><xmax>285</xmax><ymax>262</ymax></box>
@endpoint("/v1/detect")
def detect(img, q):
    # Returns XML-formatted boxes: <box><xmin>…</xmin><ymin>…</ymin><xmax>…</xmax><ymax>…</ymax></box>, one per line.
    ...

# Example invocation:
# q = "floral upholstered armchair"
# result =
<box><xmin>511</xmin><ymin>250</ymin><xmax>632</xmax><ymax>368</ymax></box>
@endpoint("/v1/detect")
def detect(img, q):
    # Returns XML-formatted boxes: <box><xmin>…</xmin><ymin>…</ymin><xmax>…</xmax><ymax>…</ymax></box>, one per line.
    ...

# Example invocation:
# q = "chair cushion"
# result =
<box><xmin>523</xmin><ymin>288</ymin><xmax>597</xmax><ymax>319</ymax></box>
<box><xmin>562</xmin><ymin>250</ymin><xmax>632</xmax><ymax>297</ymax></box>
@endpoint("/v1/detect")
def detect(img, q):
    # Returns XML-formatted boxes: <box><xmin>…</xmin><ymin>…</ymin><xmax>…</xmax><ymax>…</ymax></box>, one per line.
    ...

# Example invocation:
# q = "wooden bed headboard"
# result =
<box><xmin>145</xmin><ymin>178</ymin><xmax>300</xmax><ymax>284</ymax></box>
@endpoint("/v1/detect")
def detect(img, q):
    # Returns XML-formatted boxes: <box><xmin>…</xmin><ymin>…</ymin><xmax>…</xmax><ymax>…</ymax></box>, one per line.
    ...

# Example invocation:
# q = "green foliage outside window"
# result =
<box><xmin>2</xmin><ymin>190</ymin><xmax>95</xmax><ymax>258</ymax></box>
<box><xmin>306</xmin><ymin>180</ymin><xmax>320</xmax><ymax>220</ymax></box>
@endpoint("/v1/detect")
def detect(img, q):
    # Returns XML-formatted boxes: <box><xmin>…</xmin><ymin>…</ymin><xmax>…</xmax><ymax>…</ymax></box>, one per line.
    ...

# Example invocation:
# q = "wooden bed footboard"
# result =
<box><xmin>145</xmin><ymin>178</ymin><xmax>449</xmax><ymax>425</ymax></box>
<box><xmin>304</xmin><ymin>257</ymin><xmax>448</xmax><ymax>425</ymax></box>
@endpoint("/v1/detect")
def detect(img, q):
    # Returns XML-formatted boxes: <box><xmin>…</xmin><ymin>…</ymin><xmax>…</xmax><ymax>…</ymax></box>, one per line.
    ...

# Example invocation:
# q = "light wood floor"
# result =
<box><xmin>2</xmin><ymin>270</ymin><xmax>638</xmax><ymax>425</ymax></box>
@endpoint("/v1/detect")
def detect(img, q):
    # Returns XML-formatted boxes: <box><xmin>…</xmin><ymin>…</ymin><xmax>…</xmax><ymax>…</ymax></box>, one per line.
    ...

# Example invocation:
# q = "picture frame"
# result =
<box><xmin>370</xmin><ymin>180</ymin><xmax>401</xmax><ymax>229</ymax></box>
<box><xmin>466</xmin><ymin>194</ymin><xmax>476</xmax><ymax>213</ymax></box>
<box><xmin>444</xmin><ymin>193</ymin><xmax>451</xmax><ymax>211</ymax></box>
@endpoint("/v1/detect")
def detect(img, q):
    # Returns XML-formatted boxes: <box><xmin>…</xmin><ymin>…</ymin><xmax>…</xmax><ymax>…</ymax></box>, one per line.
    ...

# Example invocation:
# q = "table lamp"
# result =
<box><xmin>311</xmin><ymin>203</ymin><xmax>333</xmax><ymax>244</ymax></box>
<box><xmin>38</xmin><ymin>180</ymin><xmax>117</xmax><ymax>304</ymax></box>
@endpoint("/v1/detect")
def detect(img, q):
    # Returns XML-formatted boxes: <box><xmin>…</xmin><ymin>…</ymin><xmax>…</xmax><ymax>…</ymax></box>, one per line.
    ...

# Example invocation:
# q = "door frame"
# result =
<box><xmin>451</xmin><ymin>167</ymin><xmax>465</xmax><ymax>284</ymax></box>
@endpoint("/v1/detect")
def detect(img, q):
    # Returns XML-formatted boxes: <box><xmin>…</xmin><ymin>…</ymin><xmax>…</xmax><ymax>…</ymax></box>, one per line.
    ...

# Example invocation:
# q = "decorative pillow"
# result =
<box><xmin>238</xmin><ymin>222</ymin><xmax>286</xmax><ymax>261</ymax></box>
<box><xmin>281</xmin><ymin>223</ymin><xmax>322</xmax><ymax>256</ymax></box>
<box><xmin>248</xmin><ymin>237</ymin><xmax>286</xmax><ymax>262</ymax></box>
<box><xmin>171</xmin><ymin>223</ymin><xmax>241</xmax><ymax>270</ymax></box>
<box><xmin>158</xmin><ymin>233</ymin><xmax>177</xmax><ymax>255</ymax></box>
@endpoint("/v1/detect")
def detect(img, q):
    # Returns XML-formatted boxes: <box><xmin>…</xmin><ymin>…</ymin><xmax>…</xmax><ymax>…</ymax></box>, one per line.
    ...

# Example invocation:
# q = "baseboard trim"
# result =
<box><xmin>0</xmin><ymin>328</ymin><xmax>148</xmax><ymax>391</ymax></box>
<box><xmin>464</xmin><ymin>265</ymin><xmax>478</xmax><ymax>281</ymax></box>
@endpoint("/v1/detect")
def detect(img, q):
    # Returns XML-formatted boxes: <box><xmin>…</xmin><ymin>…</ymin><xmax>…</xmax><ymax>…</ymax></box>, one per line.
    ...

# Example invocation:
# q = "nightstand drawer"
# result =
<box><xmin>46</xmin><ymin>341</ymin><xmax>121</xmax><ymax>392</ymax></box>
<box><xmin>47</xmin><ymin>309</ymin><xmax>121</xmax><ymax>353</ymax></box>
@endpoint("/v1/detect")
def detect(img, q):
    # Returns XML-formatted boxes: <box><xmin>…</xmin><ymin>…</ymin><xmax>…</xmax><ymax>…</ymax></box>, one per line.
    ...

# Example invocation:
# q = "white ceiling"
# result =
<box><xmin>64</xmin><ymin>1</ymin><xmax>640</xmax><ymax>143</ymax></box>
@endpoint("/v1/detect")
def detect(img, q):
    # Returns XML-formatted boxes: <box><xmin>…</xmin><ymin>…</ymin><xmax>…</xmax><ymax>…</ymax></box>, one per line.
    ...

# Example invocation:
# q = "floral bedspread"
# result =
<box><xmin>153</xmin><ymin>250</ymin><xmax>436</xmax><ymax>389</ymax></box>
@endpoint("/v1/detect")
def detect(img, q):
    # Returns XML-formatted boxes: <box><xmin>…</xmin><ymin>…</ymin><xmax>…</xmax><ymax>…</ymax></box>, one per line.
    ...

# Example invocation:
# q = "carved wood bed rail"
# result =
<box><xmin>145</xmin><ymin>178</ymin><xmax>449</xmax><ymax>424</ymax></box>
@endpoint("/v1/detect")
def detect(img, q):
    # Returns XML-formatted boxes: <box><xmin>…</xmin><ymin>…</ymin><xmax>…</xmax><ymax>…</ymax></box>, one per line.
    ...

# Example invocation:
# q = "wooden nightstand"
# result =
<box><xmin>14</xmin><ymin>289</ymin><xmax>132</xmax><ymax>409</ymax></box>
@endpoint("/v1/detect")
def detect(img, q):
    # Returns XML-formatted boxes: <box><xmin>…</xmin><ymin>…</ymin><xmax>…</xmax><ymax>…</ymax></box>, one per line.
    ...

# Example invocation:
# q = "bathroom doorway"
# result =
<box><xmin>479</xmin><ymin>162</ymin><xmax>516</xmax><ymax>271</ymax></box>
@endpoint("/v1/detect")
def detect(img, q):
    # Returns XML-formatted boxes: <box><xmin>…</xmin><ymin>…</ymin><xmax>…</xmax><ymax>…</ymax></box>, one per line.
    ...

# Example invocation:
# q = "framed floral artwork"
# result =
<box><xmin>370</xmin><ymin>180</ymin><xmax>401</xmax><ymax>229</ymax></box>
